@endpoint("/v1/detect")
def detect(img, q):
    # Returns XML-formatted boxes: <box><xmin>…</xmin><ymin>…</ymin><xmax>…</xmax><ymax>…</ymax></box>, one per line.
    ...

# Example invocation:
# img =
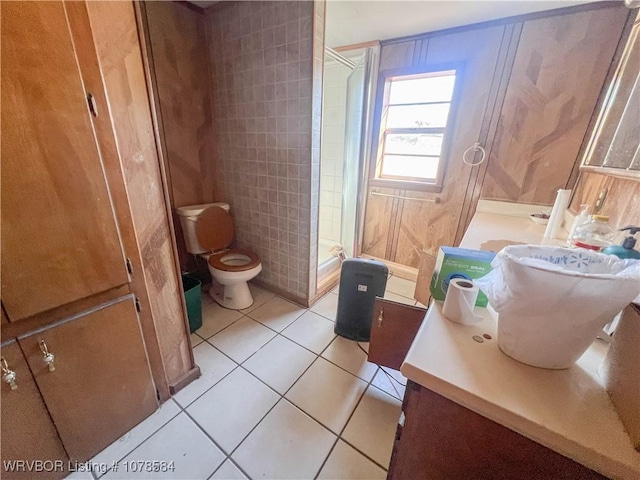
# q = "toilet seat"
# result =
<box><xmin>195</xmin><ymin>206</ymin><xmax>262</xmax><ymax>273</ymax></box>
<box><xmin>208</xmin><ymin>249</ymin><xmax>261</xmax><ymax>272</ymax></box>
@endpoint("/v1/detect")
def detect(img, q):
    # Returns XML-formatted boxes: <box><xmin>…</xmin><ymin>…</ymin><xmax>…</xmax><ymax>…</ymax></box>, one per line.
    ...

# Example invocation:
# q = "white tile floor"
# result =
<box><xmin>79</xmin><ymin>280</ymin><xmax>419</xmax><ymax>480</ymax></box>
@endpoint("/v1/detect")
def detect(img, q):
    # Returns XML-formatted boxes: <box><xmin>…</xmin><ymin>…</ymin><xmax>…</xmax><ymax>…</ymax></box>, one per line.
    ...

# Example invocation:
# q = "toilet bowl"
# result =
<box><xmin>176</xmin><ymin>203</ymin><xmax>262</xmax><ymax>310</ymax></box>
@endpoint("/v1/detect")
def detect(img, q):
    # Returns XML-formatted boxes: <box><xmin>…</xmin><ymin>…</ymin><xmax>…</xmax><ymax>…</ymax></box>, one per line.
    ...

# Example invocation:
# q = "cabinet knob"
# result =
<box><xmin>1</xmin><ymin>357</ymin><xmax>17</xmax><ymax>390</ymax></box>
<box><xmin>378</xmin><ymin>308</ymin><xmax>384</xmax><ymax>327</ymax></box>
<box><xmin>39</xmin><ymin>340</ymin><xmax>55</xmax><ymax>372</ymax></box>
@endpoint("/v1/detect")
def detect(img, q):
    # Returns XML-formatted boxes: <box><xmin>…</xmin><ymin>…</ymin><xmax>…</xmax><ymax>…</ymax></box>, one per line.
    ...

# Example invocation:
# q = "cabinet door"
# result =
<box><xmin>368</xmin><ymin>298</ymin><xmax>426</xmax><ymax>370</ymax></box>
<box><xmin>19</xmin><ymin>296</ymin><xmax>158</xmax><ymax>461</ymax></box>
<box><xmin>1</xmin><ymin>342</ymin><xmax>69</xmax><ymax>480</ymax></box>
<box><xmin>389</xmin><ymin>382</ymin><xmax>606</xmax><ymax>479</ymax></box>
<box><xmin>1</xmin><ymin>1</ymin><xmax>129</xmax><ymax>321</ymax></box>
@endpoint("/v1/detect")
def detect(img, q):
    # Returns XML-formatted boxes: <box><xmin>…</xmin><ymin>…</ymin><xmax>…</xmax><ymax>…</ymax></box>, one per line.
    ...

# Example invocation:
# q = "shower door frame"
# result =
<box><xmin>315</xmin><ymin>44</ymin><xmax>380</xmax><ymax>291</ymax></box>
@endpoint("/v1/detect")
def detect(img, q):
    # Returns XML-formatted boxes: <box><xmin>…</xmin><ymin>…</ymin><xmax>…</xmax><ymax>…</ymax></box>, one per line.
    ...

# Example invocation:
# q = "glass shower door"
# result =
<box><xmin>341</xmin><ymin>49</ymin><xmax>372</xmax><ymax>259</ymax></box>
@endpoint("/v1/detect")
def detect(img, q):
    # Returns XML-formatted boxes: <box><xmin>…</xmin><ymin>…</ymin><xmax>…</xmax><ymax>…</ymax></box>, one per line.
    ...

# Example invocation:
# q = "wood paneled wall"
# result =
<box><xmin>144</xmin><ymin>2</ymin><xmax>216</xmax><ymax>208</ymax></box>
<box><xmin>571</xmin><ymin>172</ymin><xmax>640</xmax><ymax>229</ymax></box>
<box><xmin>362</xmin><ymin>25</ymin><xmax>508</xmax><ymax>270</ymax></box>
<box><xmin>143</xmin><ymin>2</ymin><xmax>216</xmax><ymax>273</ymax></box>
<box><xmin>85</xmin><ymin>1</ymin><xmax>194</xmax><ymax>389</ymax></box>
<box><xmin>480</xmin><ymin>7</ymin><xmax>628</xmax><ymax>205</ymax></box>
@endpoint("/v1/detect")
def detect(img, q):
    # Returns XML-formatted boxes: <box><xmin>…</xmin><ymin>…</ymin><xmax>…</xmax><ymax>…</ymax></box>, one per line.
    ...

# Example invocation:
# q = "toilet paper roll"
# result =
<box><xmin>443</xmin><ymin>278</ymin><xmax>482</xmax><ymax>325</ymax></box>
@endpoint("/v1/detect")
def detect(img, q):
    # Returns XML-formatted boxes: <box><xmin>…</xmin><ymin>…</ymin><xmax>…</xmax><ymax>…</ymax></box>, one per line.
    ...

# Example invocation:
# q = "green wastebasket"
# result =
<box><xmin>182</xmin><ymin>274</ymin><xmax>202</xmax><ymax>334</ymax></box>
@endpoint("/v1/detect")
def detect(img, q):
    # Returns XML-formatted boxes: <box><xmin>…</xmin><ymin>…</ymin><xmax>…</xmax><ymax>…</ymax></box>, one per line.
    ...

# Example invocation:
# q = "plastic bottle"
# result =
<box><xmin>602</xmin><ymin>226</ymin><xmax>640</xmax><ymax>259</ymax></box>
<box><xmin>570</xmin><ymin>215</ymin><xmax>615</xmax><ymax>252</ymax></box>
<box><xmin>566</xmin><ymin>204</ymin><xmax>590</xmax><ymax>247</ymax></box>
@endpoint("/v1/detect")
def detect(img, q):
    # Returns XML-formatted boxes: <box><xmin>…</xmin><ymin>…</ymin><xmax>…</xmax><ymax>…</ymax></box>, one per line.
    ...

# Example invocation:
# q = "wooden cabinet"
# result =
<box><xmin>18</xmin><ymin>296</ymin><xmax>158</xmax><ymax>461</ymax></box>
<box><xmin>367</xmin><ymin>301</ymin><xmax>607</xmax><ymax>478</ymax></box>
<box><xmin>582</xmin><ymin>12</ymin><xmax>640</xmax><ymax>178</ymax></box>
<box><xmin>368</xmin><ymin>298</ymin><xmax>426</xmax><ymax>370</ymax></box>
<box><xmin>1</xmin><ymin>0</ymin><xmax>170</xmax><ymax>470</ymax></box>
<box><xmin>388</xmin><ymin>381</ymin><xmax>605</xmax><ymax>479</ymax></box>
<box><xmin>1</xmin><ymin>342</ymin><xmax>69</xmax><ymax>480</ymax></box>
<box><xmin>1</xmin><ymin>1</ymin><xmax>131</xmax><ymax>322</ymax></box>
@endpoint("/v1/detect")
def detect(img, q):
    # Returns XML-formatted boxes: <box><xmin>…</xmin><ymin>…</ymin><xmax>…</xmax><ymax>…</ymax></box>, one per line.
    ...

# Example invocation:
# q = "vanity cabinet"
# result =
<box><xmin>581</xmin><ymin>12</ymin><xmax>640</xmax><ymax>178</ymax></box>
<box><xmin>18</xmin><ymin>296</ymin><xmax>158</xmax><ymax>462</ymax></box>
<box><xmin>367</xmin><ymin>300</ymin><xmax>607</xmax><ymax>478</ymax></box>
<box><xmin>1</xmin><ymin>342</ymin><xmax>69</xmax><ymax>480</ymax></box>
<box><xmin>388</xmin><ymin>381</ymin><xmax>606</xmax><ymax>479</ymax></box>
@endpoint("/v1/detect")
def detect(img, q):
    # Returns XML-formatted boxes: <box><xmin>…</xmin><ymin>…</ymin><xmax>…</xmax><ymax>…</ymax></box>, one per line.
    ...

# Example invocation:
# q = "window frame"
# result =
<box><xmin>369</xmin><ymin>64</ymin><xmax>463</xmax><ymax>193</ymax></box>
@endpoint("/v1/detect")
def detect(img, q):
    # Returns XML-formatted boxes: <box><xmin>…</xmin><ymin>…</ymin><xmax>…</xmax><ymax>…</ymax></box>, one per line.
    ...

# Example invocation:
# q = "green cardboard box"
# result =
<box><xmin>429</xmin><ymin>246</ymin><xmax>495</xmax><ymax>307</ymax></box>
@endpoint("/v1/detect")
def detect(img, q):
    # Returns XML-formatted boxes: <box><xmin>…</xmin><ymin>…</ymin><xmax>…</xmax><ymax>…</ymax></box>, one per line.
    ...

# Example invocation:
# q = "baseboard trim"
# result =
<box><xmin>169</xmin><ymin>365</ymin><xmax>201</xmax><ymax>396</ymax></box>
<box><xmin>310</xmin><ymin>269</ymin><xmax>340</xmax><ymax>306</ymax></box>
<box><xmin>251</xmin><ymin>279</ymin><xmax>308</xmax><ymax>308</ymax></box>
<box><xmin>360</xmin><ymin>254</ymin><xmax>419</xmax><ymax>281</ymax></box>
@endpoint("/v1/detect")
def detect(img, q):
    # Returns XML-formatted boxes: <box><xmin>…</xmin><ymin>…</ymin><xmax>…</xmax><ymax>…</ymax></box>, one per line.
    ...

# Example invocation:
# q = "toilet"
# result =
<box><xmin>176</xmin><ymin>203</ymin><xmax>262</xmax><ymax>310</ymax></box>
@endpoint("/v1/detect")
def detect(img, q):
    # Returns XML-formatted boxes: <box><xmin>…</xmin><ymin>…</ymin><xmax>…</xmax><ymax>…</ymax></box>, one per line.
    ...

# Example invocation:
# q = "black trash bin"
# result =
<box><xmin>334</xmin><ymin>258</ymin><xmax>388</xmax><ymax>341</ymax></box>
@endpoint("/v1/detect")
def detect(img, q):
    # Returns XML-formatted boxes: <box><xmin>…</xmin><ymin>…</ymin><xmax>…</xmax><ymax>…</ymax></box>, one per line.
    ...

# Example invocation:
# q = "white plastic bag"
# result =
<box><xmin>475</xmin><ymin>246</ymin><xmax>640</xmax><ymax>369</ymax></box>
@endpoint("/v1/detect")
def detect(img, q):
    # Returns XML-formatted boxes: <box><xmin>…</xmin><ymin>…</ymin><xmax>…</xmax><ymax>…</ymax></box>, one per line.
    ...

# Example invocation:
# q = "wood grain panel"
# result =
<box><xmin>0</xmin><ymin>1</ymin><xmax>129</xmax><ymax>320</ymax></box>
<box><xmin>63</xmin><ymin>1</ymin><xmax>170</xmax><ymax>399</ymax></box>
<box><xmin>389</xmin><ymin>382</ymin><xmax>606</xmax><ymax>479</ymax></box>
<box><xmin>1</xmin><ymin>342</ymin><xmax>68</xmax><ymax>480</ymax></box>
<box><xmin>392</xmin><ymin>26</ymin><xmax>506</xmax><ymax>268</ymax></box>
<box><xmin>85</xmin><ymin>1</ymin><xmax>193</xmax><ymax>387</ymax></box>
<box><xmin>480</xmin><ymin>7</ymin><xmax>628</xmax><ymax>204</ymax></box>
<box><xmin>361</xmin><ymin>187</ymin><xmax>396</xmax><ymax>259</ymax></box>
<box><xmin>144</xmin><ymin>2</ymin><xmax>216</xmax><ymax>208</ymax></box>
<box><xmin>19</xmin><ymin>297</ymin><xmax>157</xmax><ymax>462</ymax></box>
<box><xmin>378</xmin><ymin>41</ymin><xmax>416</xmax><ymax>70</ymax></box>
<box><xmin>368</xmin><ymin>299</ymin><xmax>426</xmax><ymax>370</ymax></box>
<box><xmin>571</xmin><ymin>172</ymin><xmax>640</xmax><ymax>228</ymax></box>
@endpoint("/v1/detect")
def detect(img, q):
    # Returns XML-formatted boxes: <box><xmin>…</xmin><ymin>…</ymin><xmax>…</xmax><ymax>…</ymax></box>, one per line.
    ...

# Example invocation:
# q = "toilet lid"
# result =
<box><xmin>195</xmin><ymin>206</ymin><xmax>234</xmax><ymax>252</ymax></box>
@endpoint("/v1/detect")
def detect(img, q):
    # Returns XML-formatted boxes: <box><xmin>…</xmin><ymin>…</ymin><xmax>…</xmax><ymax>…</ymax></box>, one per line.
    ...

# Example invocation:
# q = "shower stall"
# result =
<box><xmin>317</xmin><ymin>45</ymin><xmax>379</xmax><ymax>283</ymax></box>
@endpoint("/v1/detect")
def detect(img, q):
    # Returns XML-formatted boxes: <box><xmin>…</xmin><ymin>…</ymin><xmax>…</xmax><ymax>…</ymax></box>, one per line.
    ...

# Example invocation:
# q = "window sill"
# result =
<box><xmin>369</xmin><ymin>177</ymin><xmax>443</xmax><ymax>193</ymax></box>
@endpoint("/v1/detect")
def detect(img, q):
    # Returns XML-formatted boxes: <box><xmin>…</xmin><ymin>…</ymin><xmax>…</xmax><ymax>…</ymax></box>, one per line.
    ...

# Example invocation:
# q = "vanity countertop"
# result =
<box><xmin>401</xmin><ymin>201</ymin><xmax>640</xmax><ymax>479</ymax></box>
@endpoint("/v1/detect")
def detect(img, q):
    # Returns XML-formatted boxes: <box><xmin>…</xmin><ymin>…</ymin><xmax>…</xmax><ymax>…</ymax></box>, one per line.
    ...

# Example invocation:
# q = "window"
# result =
<box><xmin>375</xmin><ymin>69</ymin><xmax>457</xmax><ymax>189</ymax></box>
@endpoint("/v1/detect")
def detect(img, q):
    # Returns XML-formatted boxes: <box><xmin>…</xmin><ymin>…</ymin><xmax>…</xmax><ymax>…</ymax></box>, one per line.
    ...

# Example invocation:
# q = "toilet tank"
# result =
<box><xmin>176</xmin><ymin>202</ymin><xmax>230</xmax><ymax>254</ymax></box>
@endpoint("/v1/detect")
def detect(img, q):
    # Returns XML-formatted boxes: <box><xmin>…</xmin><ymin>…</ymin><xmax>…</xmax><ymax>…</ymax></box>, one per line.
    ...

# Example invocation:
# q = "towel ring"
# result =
<box><xmin>462</xmin><ymin>143</ymin><xmax>486</xmax><ymax>166</ymax></box>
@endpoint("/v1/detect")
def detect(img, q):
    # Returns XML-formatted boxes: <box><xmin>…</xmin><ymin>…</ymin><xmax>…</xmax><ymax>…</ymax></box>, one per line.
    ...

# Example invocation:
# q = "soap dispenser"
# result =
<box><xmin>602</xmin><ymin>226</ymin><xmax>640</xmax><ymax>259</ymax></box>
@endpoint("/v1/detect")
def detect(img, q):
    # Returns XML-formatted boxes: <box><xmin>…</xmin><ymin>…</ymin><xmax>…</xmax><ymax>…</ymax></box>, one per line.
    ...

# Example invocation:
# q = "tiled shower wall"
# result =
<box><xmin>207</xmin><ymin>1</ymin><xmax>323</xmax><ymax>303</ymax></box>
<box><xmin>319</xmin><ymin>59</ymin><xmax>349</xmax><ymax>245</ymax></box>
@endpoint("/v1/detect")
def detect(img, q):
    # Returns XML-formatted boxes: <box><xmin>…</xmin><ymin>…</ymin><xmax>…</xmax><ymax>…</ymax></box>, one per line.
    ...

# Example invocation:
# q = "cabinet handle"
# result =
<box><xmin>378</xmin><ymin>308</ymin><xmax>384</xmax><ymax>327</ymax></box>
<box><xmin>1</xmin><ymin>357</ymin><xmax>17</xmax><ymax>390</ymax></box>
<box><xmin>39</xmin><ymin>340</ymin><xmax>56</xmax><ymax>372</ymax></box>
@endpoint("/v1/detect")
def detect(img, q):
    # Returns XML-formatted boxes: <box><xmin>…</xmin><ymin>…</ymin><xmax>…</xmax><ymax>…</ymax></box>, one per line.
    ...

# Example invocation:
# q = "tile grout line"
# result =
<box><xmin>222</xmin><ymin>334</ymin><xmax>339</xmax><ymax>467</ymax></box>
<box><xmin>232</xmin><ymin>330</ymin><xmax>394</xmax><ymax>476</ymax></box>
<box><xmin>202</xmin><ymin>295</ymin><xmax>401</xmax><ymax>475</ymax></box>
<box><xmin>92</xmin><ymin>399</ymin><xmax>188</xmax><ymax>479</ymax></box>
<box><xmin>178</xmin><ymin>317</ymin><xmax>339</xmax><ymax>480</ymax></box>
<box><xmin>101</xmin><ymin>288</ymin><xmax>405</xmax><ymax>480</ymax></box>
<box><xmin>311</xmin><ymin>345</ymin><xmax>399</xmax><ymax>479</ymax></box>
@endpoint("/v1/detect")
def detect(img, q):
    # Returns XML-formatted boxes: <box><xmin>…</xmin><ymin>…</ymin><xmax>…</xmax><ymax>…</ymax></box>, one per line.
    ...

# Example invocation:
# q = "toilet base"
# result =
<box><xmin>210</xmin><ymin>282</ymin><xmax>254</xmax><ymax>310</ymax></box>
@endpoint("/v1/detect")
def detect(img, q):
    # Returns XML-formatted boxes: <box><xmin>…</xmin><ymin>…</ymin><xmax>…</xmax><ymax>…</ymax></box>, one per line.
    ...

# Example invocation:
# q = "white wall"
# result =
<box><xmin>319</xmin><ymin>59</ymin><xmax>350</xmax><ymax>245</ymax></box>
